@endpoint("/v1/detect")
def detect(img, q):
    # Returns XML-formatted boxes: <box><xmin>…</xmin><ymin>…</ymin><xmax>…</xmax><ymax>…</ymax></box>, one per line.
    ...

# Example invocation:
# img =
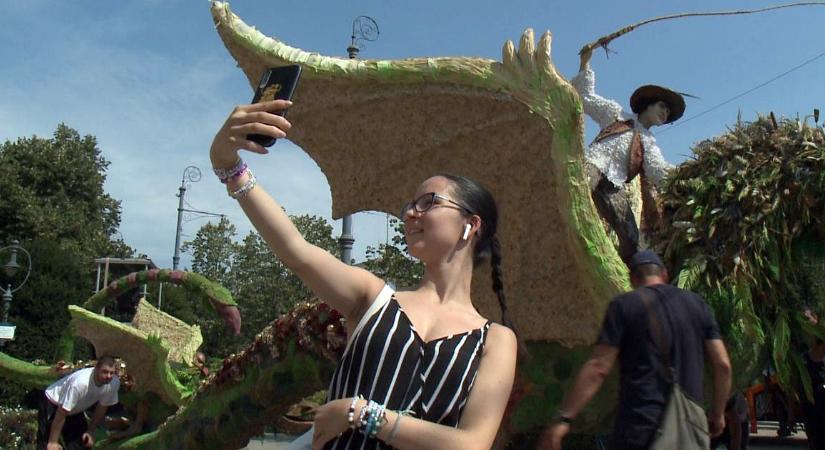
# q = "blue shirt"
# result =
<box><xmin>597</xmin><ymin>284</ymin><xmax>721</xmax><ymax>448</ymax></box>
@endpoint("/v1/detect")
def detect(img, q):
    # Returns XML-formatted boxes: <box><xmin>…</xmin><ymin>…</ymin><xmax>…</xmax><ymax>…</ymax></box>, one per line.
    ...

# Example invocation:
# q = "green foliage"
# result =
<box><xmin>181</xmin><ymin>216</ymin><xmax>238</xmax><ymax>287</ymax></box>
<box><xmin>180</xmin><ymin>213</ymin><xmax>343</xmax><ymax>357</ymax></box>
<box><xmin>177</xmin><ymin>212</ymin><xmax>418</xmax><ymax>359</ymax></box>
<box><xmin>0</xmin><ymin>406</ymin><xmax>36</xmax><ymax>449</ymax></box>
<box><xmin>0</xmin><ymin>124</ymin><xmax>132</xmax><ymax>408</ymax></box>
<box><xmin>0</xmin><ymin>124</ymin><xmax>132</xmax><ymax>259</ymax></box>
<box><xmin>771</xmin><ymin>311</ymin><xmax>791</xmax><ymax>387</ymax></box>
<box><xmin>2</xmin><ymin>240</ymin><xmax>91</xmax><ymax>361</ymax></box>
<box><xmin>0</xmin><ymin>240</ymin><xmax>96</xmax><ymax>406</ymax></box>
<box><xmin>654</xmin><ymin>112</ymin><xmax>825</xmax><ymax>391</ymax></box>
<box><xmin>147</xmin><ymin>284</ymin><xmax>196</xmax><ymax>324</ymax></box>
<box><xmin>363</xmin><ymin>218</ymin><xmax>423</xmax><ymax>289</ymax></box>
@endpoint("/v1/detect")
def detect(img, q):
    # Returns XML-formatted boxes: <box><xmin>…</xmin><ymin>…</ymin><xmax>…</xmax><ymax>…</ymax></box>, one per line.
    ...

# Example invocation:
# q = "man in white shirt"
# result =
<box><xmin>571</xmin><ymin>49</ymin><xmax>685</xmax><ymax>264</ymax></box>
<box><xmin>37</xmin><ymin>356</ymin><xmax>120</xmax><ymax>450</ymax></box>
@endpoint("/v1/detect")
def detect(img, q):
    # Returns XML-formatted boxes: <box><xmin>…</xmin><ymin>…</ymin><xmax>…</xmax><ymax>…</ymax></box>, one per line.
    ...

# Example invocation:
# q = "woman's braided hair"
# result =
<box><xmin>438</xmin><ymin>174</ymin><xmax>518</xmax><ymax>335</ymax></box>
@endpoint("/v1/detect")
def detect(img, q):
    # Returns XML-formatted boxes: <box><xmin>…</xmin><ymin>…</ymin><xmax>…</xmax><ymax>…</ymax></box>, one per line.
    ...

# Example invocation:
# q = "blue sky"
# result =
<box><xmin>2</xmin><ymin>1</ymin><xmax>823</xmax><ymax>269</ymax></box>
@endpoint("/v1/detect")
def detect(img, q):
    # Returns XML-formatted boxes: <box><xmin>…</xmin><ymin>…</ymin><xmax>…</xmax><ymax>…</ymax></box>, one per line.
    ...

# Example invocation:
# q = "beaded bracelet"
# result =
<box><xmin>385</xmin><ymin>414</ymin><xmax>402</xmax><ymax>445</ymax></box>
<box><xmin>367</xmin><ymin>402</ymin><xmax>386</xmax><ymax>438</ymax></box>
<box><xmin>356</xmin><ymin>400</ymin><xmax>387</xmax><ymax>439</ymax></box>
<box><xmin>357</xmin><ymin>401</ymin><xmax>370</xmax><ymax>432</ymax></box>
<box><xmin>227</xmin><ymin>169</ymin><xmax>257</xmax><ymax>199</ymax></box>
<box><xmin>366</xmin><ymin>403</ymin><xmax>380</xmax><ymax>437</ymax></box>
<box><xmin>347</xmin><ymin>396</ymin><xmax>362</xmax><ymax>429</ymax></box>
<box><xmin>213</xmin><ymin>158</ymin><xmax>247</xmax><ymax>184</ymax></box>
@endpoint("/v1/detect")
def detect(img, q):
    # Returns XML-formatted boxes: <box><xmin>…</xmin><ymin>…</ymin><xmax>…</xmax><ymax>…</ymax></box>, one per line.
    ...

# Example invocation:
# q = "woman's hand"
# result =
<box><xmin>312</xmin><ymin>398</ymin><xmax>356</xmax><ymax>450</ymax></box>
<box><xmin>209</xmin><ymin>100</ymin><xmax>293</xmax><ymax>168</ymax></box>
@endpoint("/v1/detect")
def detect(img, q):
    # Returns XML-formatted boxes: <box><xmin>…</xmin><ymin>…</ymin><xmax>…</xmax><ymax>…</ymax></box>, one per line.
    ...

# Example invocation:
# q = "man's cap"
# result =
<box><xmin>629</xmin><ymin>250</ymin><xmax>664</xmax><ymax>270</ymax></box>
<box><xmin>630</xmin><ymin>85</ymin><xmax>686</xmax><ymax>124</ymax></box>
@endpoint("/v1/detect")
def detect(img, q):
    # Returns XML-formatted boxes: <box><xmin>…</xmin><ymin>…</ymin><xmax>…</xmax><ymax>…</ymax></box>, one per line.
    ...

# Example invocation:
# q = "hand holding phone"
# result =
<box><xmin>247</xmin><ymin>65</ymin><xmax>302</xmax><ymax>147</ymax></box>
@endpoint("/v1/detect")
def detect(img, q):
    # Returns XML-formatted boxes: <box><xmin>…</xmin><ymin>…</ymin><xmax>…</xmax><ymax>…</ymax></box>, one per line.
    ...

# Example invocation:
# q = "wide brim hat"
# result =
<box><xmin>630</xmin><ymin>85</ymin><xmax>686</xmax><ymax>124</ymax></box>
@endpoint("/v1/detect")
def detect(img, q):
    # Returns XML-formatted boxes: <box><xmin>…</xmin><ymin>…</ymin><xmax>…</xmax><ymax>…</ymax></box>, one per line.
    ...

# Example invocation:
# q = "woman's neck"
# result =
<box><xmin>418</xmin><ymin>256</ymin><xmax>475</xmax><ymax>306</ymax></box>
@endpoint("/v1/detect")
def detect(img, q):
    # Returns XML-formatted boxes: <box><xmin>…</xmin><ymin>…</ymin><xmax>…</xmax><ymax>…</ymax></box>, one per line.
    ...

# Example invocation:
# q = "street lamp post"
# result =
<box><xmin>0</xmin><ymin>240</ymin><xmax>32</xmax><ymax>347</ymax></box>
<box><xmin>339</xmin><ymin>16</ymin><xmax>380</xmax><ymax>264</ymax></box>
<box><xmin>173</xmin><ymin>166</ymin><xmax>202</xmax><ymax>270</ymax></box>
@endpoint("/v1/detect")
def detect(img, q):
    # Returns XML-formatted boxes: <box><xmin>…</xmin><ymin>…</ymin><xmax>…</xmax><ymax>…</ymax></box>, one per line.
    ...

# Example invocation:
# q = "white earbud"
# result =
<box><xmin>462</xmin><ymin>224</ymin><xmax>472</xmax><ymax>241</ymax></box>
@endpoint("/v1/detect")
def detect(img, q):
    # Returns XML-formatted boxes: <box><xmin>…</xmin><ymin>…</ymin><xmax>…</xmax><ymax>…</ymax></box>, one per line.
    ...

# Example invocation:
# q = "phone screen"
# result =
<box><xmin>247</xmin><ymin>65</ymin><xmax>302</xmax><ymax>147</ymax></box>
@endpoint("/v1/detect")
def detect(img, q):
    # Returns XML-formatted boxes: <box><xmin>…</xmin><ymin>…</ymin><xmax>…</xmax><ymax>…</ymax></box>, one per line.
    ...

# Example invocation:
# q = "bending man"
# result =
<box><xmin>37</xmin><ymin>356</ymin><xmax>120</xmax><ymax>450</ymax></box>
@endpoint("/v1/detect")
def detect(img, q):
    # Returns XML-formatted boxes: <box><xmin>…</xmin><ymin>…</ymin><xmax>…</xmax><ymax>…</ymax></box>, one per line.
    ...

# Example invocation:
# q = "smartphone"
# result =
<box><xmin>247</xmin><ymin>65</ymin><xmax>302</xmax><ymax>147</ymax></box>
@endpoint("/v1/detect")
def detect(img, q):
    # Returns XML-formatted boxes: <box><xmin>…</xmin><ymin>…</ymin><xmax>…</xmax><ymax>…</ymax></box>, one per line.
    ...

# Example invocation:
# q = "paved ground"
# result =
<box><xmin>241</xmin><ymin>433</ymin><xmax>294</xmax><ymax>450</ymax></box>
<box><xmin>240</xmin><ymin>422</ymin><xmax>812</xmax><ymax>449</ymax></box>
<box><xmin>748</xmin><ymin>420</ymin><xmax>810</xmax><ymax>449</ymax></box>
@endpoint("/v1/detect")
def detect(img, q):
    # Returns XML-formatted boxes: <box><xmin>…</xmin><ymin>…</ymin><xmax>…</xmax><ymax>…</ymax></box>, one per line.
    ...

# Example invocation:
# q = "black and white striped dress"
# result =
<box><xmin>325</xmin><ymin>284</ymin><xmax>492</xmax><ymax>450</ymax></box>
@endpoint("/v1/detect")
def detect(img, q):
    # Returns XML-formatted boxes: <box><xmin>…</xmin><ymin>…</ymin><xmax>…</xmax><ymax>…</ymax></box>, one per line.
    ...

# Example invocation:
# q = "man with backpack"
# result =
<box><xmin>538</xmin><ymin>250</ymin><xmax>732</xmax><ymax>450</ymax></box>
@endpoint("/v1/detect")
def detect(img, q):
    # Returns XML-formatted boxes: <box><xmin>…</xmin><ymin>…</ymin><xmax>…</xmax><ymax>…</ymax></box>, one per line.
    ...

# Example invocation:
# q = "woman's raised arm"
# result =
<box><xmin>210</xmin><ymin>100</ymin><xmax>384</xmax><ymax>320</ymax></box>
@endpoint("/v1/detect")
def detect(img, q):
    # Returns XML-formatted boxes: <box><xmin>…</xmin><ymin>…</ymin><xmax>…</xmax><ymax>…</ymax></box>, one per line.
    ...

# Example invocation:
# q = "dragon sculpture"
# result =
<box><xmin>2</xmin><ymin>2</ymin><xmax>824</xmax><ymax>448</ymax></box>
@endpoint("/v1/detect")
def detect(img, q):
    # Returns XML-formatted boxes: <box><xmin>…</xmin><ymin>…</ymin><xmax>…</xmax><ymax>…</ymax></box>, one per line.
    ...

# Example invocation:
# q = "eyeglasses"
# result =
<box><xmin>400</xmin><ymin>192</ymin><xmax>474</xmax><ymax>218</ymax></box>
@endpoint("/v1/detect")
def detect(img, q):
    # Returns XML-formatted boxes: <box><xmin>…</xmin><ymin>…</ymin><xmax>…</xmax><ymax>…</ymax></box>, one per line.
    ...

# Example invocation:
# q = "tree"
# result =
<box><xmin>180</xmin><ymin>217</ymin><xmax>240</xmax><ymax>354</ymax></box>
<box><xmin>0</xmin><ymin>124</ymin><xmax>132</xmax><ymax>259</ymax></box>
<box><xmin>0</xmin><ymin>240</ymin><xmax>95</xmax><ymax>406</ymax></box>
<box><xmin>363</xmin><ymin>218</ymin><xmax>423</xmax><ymax>289</ymax></box>
<box><xmin>182</xmin><ymin>216</ymin><xmax>238</xmax><ymax>286</ymax></box>
<box><xmin>232</xmin><ymin>232</ymin><xmax>281</xmax><ymax>322</ymax></box>
<box><xmin>181</xmin><ymin>213</ymin><xmax>342</xmax><ymax>356</ymax></box>
<box><xmin>0</xmin><ymin>124</ymin><xmax>131</xmax><ymax>406</ymax></box>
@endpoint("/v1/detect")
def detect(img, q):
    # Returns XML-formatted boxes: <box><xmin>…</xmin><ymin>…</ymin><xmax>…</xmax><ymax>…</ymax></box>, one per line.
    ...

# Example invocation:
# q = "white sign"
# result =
<box><xmin>0</xmin><ymin>324</ymin><xmax>15</xmax><ymax>340</ymax></box>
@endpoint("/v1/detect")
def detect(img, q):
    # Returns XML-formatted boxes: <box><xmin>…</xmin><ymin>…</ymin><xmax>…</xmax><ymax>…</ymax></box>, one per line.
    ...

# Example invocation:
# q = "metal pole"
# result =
<box><xmin>102</xmin><ymin>257</ymin><xmax>109</xmax><ymax>315</ymax></box>
<box><xmin>173</xmin><ymin>181</ymin><xmax>186</xmax><ymax>270</ymax></box>
<box><xmin>0</xmin><ymin>289</ymin><xmax>8</xmax><ymax>348</ymax></box>
<box><xmin>142</xmin><ymin>263</ymin><xmax>149</xmax><ymax>300</ymax></box>
<box><xmin>0</xmin><ymin>241</ymin><xmax>31</xmax><ymax>348</ymax></box>
<box><xmin>340</xmin><ymin>216</ymin><xmax>354</xmax><ymax>264</ymax></box>
<box><xmin>1</xmin><ymin>286</ymin><xmax>11</xmax><ymax>347</ymax></box>
<box><xmin>173</xmin><ymin>166</ymin><xmax>202</xmax><ymax>271</ymax></box>
<box><xmin>1</xmin><ymin>285</ymin><xmax>11</xmax><ymax>324</ymax></box>
<box><xmin>338</xmin><ymin>18</ymin><xmax>377</xmax><ymax>264</ymax></box>
<box><xmin>339</xmin><ymin>34</ymin><xmax>355</xmax><ymax>265</ymax></box>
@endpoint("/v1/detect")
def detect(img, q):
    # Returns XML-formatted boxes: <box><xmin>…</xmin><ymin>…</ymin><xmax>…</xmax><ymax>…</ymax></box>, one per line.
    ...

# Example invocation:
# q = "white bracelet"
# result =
<box><xmin>227</xmin><ymin>169</ymin><xmax>257</xmax><ymax>199</ymax></box>
<box><xmin>385</xmin><ymin>413</ymin><xmax>402</xmax><ymax>445</ymax></box>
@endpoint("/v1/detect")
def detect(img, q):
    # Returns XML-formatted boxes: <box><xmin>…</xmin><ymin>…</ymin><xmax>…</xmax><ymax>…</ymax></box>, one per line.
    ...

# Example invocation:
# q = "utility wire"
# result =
<box><xmin>660</xmin><ymin>48</ymin><xmax>825</xmax><ymax>133</ymax></box>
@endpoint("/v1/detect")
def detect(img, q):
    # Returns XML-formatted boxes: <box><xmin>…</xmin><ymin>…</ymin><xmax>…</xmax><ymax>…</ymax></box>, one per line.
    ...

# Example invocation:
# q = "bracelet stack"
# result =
<box><xmin>213</xmin><ymin>158</ymin><xmax>248</xmax><ymax>184</ymax></box>
<box><xmin>349</xmin><ymin>399</ymin><xmax>388</xmax><ymax>439</ymax></box>
<box><xmin>214</xmin><ymin>158</ymin><xmax>258</xmax><ymax>199</ymax></box>
<box><xmin>346</xmin><ymin>397</ymin><xmax>416</xmax><ymax>443</ymax></box>
<box><xmin>227</xmin><ymin>169</ymin><xmax>257</xmax><ymax>199</ymax></box>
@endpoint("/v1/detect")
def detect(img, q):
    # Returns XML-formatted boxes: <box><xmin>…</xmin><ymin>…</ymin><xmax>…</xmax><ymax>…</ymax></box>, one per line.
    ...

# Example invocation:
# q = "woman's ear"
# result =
<box><xmin>465</xmin><ymin>216</ymin><xmax>482</xmax><ymax>241</ymax></box>
<box><xmin>462</xmin><ymin>223</ymin><xmax>472</xmax><ymax>241</ymax></box>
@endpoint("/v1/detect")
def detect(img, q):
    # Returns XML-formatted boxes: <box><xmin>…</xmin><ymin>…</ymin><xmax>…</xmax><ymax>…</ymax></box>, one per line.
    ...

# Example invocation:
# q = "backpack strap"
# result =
<box><xmin>638</xmin><ymin>286</ymin><xmax>676</xmax><ymax>384</ymax></box>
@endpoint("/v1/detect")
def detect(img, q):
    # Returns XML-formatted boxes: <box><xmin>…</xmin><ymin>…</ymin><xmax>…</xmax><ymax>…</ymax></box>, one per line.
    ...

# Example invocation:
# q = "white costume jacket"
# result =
<box><xmin>571</xmin><ymin>66</ymin><xmax>673</xmax><ymax>189</ymax></box>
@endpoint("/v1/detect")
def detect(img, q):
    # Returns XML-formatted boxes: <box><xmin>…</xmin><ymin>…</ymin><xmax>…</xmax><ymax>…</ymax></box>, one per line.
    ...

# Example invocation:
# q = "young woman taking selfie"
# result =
<box><xmin>210</xmin><ymin>98</ymin><xmax>517</xmax><ymax>450</ymax></box>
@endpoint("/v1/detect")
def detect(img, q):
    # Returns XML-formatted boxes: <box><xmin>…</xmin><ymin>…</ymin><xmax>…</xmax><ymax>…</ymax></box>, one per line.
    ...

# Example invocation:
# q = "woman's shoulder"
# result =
<box><xmin>483</xmin><ymin>323</ymin><xmax>517</xmax><ymax>353</ymax></box>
